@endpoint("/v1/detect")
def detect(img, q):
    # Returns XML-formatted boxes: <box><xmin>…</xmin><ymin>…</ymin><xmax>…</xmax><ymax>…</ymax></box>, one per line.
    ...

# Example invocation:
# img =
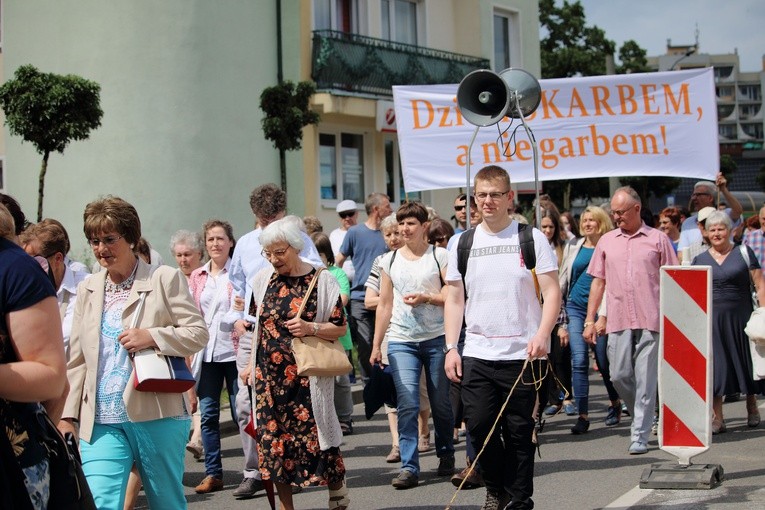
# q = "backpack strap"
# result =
<box><xmin>432</xmin><ymin>245</ymin><xmax>445</xmax><ymax>287</ymax></box>
<box><xmin>457</xmin><ymin>228</ymin><xmax>477</xmax><ymax>301</ymax></box>
<box><xmin>518</xmin><ymin>223</ymin><xmax>542</xmax><ymax>306</ymax></box>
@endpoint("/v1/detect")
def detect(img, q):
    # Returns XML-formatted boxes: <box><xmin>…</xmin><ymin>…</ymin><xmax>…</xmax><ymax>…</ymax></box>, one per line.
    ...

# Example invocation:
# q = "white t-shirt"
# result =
<box><xmin>446</xmin><ymin>222</ymin><xmax>557</xmax><ymax>361</ymax></box>
<box><xmin>330</xmin><ymin>227</ymin><xmax>355</xmax><ymax>283</ymax></box>
<box><xmin>380</xmin><ymin>245</ymin><xmax>448</xmax><ymax>343</ymax></box>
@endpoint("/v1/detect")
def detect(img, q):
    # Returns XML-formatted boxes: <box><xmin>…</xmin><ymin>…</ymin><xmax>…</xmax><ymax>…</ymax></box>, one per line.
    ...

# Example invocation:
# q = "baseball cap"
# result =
<box><xmin>336</xmin><ymin>200</ymin><xmax>358</xmax><ymax>214</ymax></box>
<box><xmin>697</xmin><ymin>206</ymin><xmax>715</xmax><ymax>224</ymax></box>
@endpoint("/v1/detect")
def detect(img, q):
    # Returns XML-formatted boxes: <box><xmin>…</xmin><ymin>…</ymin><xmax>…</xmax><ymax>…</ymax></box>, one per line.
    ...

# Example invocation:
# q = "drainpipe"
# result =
<box><xmin>277</xmin><ymin>0</ymin><xmax>287</xmax><ymax>191</ymax></box>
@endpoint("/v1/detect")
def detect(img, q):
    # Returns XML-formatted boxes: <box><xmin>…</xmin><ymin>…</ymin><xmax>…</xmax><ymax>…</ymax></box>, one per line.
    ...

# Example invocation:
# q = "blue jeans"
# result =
<box><xmin>198</xmin><ymin>361</ymin><xmax>239</xmax><ymax>477</ymax></box>
<box><xmin>388</xmin><ymin>335</ymin><xmax>454</xmax><ymax>476</ymax></box>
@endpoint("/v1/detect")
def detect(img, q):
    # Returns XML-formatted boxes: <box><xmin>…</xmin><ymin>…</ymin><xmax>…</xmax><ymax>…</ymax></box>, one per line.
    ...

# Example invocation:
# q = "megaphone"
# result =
<box><xmin>457</xmin><ymin>68</ymin><xmax>541</xmax><ymax>126</ymax></box>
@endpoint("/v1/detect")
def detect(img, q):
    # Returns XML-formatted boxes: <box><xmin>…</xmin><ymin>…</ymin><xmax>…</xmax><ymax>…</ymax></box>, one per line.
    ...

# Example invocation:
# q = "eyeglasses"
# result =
<box><xmin>453</xmin><ymin>205</ymin><xmax>466</xmax><ymax>211</ymax></box>
<box><xmin>430</xmin><ymin>236</ymin><xmax>447</xmax><ymax>244</ymax></box>
<box><xmin>261</xmin><ymin>247</ymin><xmax>289</xmax><ymax>259</ymax></box>
<box><xmin>88</xmin><ymin>235</ymin><xmax>123</xmax><ymax>247</ymax></box>
<box><xmin>611</xmin><ymin>207</ymin><xmax>634</xmax><ymax>217</ymax></box>
<box><xmin>474</xmin><ymin>191</ymin><xmax>509</xmax><ymax>201</ymax></box>
<box><xmin>691</xmin><ymin>192</ymin><xmax>711</xmax><ymax>197</ymax></box>
<box><xmin>338</xmin><ymin>210</ymin><xmax>356</xmax><ymax>219</ymax></box>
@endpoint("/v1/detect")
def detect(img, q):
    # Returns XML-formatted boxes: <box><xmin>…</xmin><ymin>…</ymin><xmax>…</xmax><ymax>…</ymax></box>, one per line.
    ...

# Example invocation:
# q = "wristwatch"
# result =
<box><xmin>443</xmin><ymin>343</ymin><xmax>459</xmax><ymax>354</ymax></box>
<box><xmin>312</xmin><ymin>322</ymin><xmax>320</xmax><ymax>335</ymax></box>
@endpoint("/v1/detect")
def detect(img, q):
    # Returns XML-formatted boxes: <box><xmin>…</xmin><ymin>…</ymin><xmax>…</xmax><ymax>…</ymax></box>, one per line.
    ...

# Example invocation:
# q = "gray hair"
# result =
<box><xmin>170</xmin><ymin>229</ymin><xmax>204</xmax><ymax>255</ymax></box>
<box><xmin>613</xmin><ymin>186</ymin><xmax>641</xmax><ymax>204</ymax></box>
<box><xmin>380</xmin><ymin>213</ymin><xmax>398</xmax><ymax>232</ymax></box>
<box><xmin>260</xmin><ymin>216</ymin><xmax>305</xmax><ymax>251</ymax></box>
<box><xmin>694</xmin><ymin>180</ymin><xmax>717</xmax><ymax>194</ymax></box>
<box><xmin>705</xmin><ymin>210</ymin><xmax>732</xmax><ymax>230</ymax></box>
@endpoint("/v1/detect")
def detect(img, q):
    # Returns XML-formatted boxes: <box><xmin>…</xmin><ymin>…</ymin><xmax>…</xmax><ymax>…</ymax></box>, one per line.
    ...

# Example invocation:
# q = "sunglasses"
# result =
<box><xmin>339</xmin><ymin>210</ymin><xmax>356</xmax><ymax>219</ymax></box>
<box><xmin>454</xmin><ymin>205</ymin><xmax>466</xmax><ymax>211</ymax></box>
<box><xmin>430</xmin><ymin>236</ymin><xmax>447</xmax><ymax>244</ymax></box>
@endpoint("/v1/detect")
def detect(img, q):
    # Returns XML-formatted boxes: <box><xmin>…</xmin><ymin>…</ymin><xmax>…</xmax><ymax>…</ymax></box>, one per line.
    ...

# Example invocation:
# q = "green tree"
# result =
<box><xmin>260</xmin><ymin>80</ymin><xmax>320</xmax><ymax>191</ymax></box>
<box><xmin>616</xmin><ymin>40</ymin><xmax>649</xmax><ymax>74</ymax></box>
<box><xmin>719</xmin><ymin>153</ymin><xmax>738</xmax><ymax>185</ymax></box>
<box><xmin>539</xmin><ymin>0</ymin><xmax>616</xmax><ymax>79</ymax></box>
<box><xmin>0</xmin><ymin>65</ymin><xmax>103</xmax><ymax>221</ymax></box>
<box><xmin>756</xmin><ymin>164</ymin><xmax>765</xmax><ymax>192</ymax></box>
<box><xmin>618</xmin><ymin>176</ymin><xmax>682</xmax><ymax>209</ymax></box>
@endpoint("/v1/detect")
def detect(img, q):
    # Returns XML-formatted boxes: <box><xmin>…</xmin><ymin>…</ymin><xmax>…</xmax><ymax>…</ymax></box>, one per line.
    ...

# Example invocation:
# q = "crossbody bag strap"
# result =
<box><xmin>296</xmin><ymin>267</ymin><xmax>324</xmax><ymax>319</ymax></box>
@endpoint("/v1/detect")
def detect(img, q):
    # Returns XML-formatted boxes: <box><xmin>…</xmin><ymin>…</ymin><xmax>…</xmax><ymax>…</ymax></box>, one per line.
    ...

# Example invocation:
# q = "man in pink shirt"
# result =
<box><xmin>584</xmin><ymin>186</ymin><xmax>678</xmax><ymax>455</ymax></box>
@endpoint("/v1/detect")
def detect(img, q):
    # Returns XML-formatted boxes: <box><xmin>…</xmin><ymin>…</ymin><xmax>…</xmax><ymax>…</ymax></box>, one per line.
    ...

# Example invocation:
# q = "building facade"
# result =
<box><xmin>2</xmin><ymin>0</ymin><xmax>540</xmax><ymax>257</ymax></box>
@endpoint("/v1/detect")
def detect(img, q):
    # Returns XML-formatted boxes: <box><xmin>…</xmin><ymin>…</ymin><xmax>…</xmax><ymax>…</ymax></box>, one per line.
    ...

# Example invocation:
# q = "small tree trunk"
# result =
<box><xmin>37</xmin><ymin>151</ymin><xmax>50</xmax><ymax>222</ymax></box>
<box><xmin>279</xmin><ymin>148</ymin><xmax>287</xmax><ymax>192</ymax></box>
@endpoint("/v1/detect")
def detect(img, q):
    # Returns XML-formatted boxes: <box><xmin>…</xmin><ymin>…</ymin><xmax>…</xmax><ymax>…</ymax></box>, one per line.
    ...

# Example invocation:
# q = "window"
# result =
<box><xmin>319</xmin><ymin>132</ymin><xmax>366</xmax><ymax>203</ymax></box>
<box><xmin>384</xmin><ymin>137</ymin><xmax>420</xmax><ymax>204</ymax></box>
<box><xmin>716</xmin><ymin>86</ymin><xmax>734</xmax><ymax>99</ymax></box>
<box><xmin>718</xmin><ymin>125</ymin><xmax>735</xmax><ymax>138</ymax></box>
<box><xmin>493</xmin><ymin>10</ymin><xmax>519</xmax><ymax>72</ymax></box>
<box><xmin>739</xmin><ymin>85</ymin><xmax>761</xmax><ymax>101</ymax></box>
<box><xmin>742</xmin><ymin>123</ymin><xmax>764</xmax><ymax>139</ymax></box>
<box><xmin>381</xmin><ymin>0</ymin><xmax>418</xmax><ymax>45</ymax></box>
<box><xmin>314</xmin><ymin>0</ymin><xmax>360</xmax><ymax>33</ymax></box>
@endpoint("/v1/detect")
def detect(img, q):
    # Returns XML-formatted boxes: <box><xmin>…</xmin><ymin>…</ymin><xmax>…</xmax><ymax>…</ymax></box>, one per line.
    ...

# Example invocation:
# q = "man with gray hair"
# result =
<box><xmin>227</xmin><ymin>183</ymin><xmax>322</xmax><ymax>499</ymax></box>
<box><xmin>678</xmin><ymin>173</ymin><xmax>742</xmax><ymax>251</ymax></box>
<box><xmin>584</xmin><ymin>186</ymin><xmax>678</xmax><ymax>455</ymax></box>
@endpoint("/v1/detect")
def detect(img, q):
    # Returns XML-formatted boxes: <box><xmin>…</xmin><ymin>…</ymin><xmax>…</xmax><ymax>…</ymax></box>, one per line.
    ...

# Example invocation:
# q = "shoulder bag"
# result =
<box><xmin>291</xmin><ymin>268</ymin><xmax>353</xmax><ymax>377</ymax></box>
<box><xmin>130</xmin><ymin>291</ymin><xmax>197</xmax><ymax>392</ymax></box>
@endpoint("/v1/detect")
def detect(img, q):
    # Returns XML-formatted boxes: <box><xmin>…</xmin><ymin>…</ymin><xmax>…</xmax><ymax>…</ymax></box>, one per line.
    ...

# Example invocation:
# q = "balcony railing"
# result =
<box><xmin>311</xmin><ymin>30</ymin><xmax>490</xmax><ymax>97</ymax></box>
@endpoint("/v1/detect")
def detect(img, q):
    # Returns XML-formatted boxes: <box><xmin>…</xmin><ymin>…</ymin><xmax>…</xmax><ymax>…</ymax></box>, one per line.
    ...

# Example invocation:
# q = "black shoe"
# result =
<box><xmin>481</xmin><ymin>488</ymin><xmax>511</xmax><ymax>510</ymax></box>
<box><xmin>570</xmin><ymin>417</ymin><xmax>590</xmax><ymax>435</ymax></box>
<box><xmin>437</xmin><ymin>455</ymin><xmax>455</xmax><ymax>476</ymax></box>
<box><xmin>392</xmin><ymin>470</ymin><xmax>419</xmax><ymax>489</ymax></box>
<box><xmin>340</xmin><ymin>419</ymin><xmax>354</xmax><ymax>435</ymax></box>
<box><xmin>604</xmin><ymin>405</ymin><xmax>621</xmax><ymax>426</ymax></box>
<box><xmin>232</xmin><ymin>477</ymin><xmax>263</xmax><ymax>499</ymax></box>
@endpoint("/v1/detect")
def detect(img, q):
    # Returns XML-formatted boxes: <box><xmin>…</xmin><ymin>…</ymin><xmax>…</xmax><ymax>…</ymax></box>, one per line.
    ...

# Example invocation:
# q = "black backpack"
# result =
<box><xmin>456</xmin><ymin>223</ymin><xmax>541</xmax><ymax>304</ymax></box>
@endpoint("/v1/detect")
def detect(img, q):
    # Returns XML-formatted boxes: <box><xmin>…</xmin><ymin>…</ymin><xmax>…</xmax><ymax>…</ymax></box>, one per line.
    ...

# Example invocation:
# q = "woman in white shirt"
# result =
<box><xmin>188</xmin><ymin>220</ymin><xmax>241</xmax><ymax>494</ymax></box>
<box><xmin>370</xmin><ymin>202</ymin><xmax>455</xmax><ymax>490</ymax></box>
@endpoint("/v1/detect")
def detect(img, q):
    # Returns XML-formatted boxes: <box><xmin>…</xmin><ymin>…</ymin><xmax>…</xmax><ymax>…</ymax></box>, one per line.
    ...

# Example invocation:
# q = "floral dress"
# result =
<box><xmin>252</xmin><ymin>270</ymin><xmax>347</xmax><ymax>486</ymax></box>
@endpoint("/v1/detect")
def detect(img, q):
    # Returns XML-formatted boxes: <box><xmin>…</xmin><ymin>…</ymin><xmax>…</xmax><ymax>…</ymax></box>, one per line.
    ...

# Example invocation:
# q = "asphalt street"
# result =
<box><xmin>131</xmin><ymin>371</ymin><xmax>765</xmax><ymax>510</ymax></box>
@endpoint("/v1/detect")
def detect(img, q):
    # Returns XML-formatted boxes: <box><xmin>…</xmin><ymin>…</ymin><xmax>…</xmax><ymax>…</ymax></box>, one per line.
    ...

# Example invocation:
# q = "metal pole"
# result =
<box><xmin>465</xmin><ymin>125</ymin><xmax>480</xmax><ymax>229</ymax></box>
<box><xmin>514</xmin><ymin>94</ymin><xmax>541</xmax><ymax>228</ymax></box>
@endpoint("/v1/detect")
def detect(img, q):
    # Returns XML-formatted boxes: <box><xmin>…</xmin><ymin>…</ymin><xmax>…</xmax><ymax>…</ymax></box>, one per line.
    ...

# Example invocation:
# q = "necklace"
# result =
<box><xmin>710</xmin><ymin>246</ymin><xmax>732</xmax><ymax>260</ymax></box>
<box><xmin>105</xmin><ymin>262</ymin><xmax>138</xmax><ymax>293</ymax></box>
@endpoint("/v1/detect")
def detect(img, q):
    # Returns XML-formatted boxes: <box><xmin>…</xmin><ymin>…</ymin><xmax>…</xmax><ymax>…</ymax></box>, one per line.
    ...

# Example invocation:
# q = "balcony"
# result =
<box><xmin>311</xmin><ymin>30</ymin><xmax>490</xmax><ymax>97</ymax></box>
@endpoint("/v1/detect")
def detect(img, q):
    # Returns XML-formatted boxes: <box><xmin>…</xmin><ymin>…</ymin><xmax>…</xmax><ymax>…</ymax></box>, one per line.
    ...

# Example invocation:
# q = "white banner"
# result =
<box><xmin>392</xmin><ymin>69</ymin><xmax>719</xmax><ymax>192</ymax></box>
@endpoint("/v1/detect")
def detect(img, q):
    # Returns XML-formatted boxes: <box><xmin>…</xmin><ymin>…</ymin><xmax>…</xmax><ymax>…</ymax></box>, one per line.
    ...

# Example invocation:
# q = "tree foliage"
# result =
<box><xmin>756</xmin><ymin>164</ymin><xmax>765</xmax><ymax>193</ymax></box>
<box><xmin>719</xmin><ymin>153</ymin><xmax>738</xmax><ymax>185</ymax></box>
<box><xmin>260</xmin><ymin>80</ymin><xmax>320</xmax><ymax>153</ymax></box>
<box><xmin>616</xmin><ymin>40</ymin><xmax>650</xmax><ymax>74</ymax></box>
<box><xmin>0</xmin><ymin>65</ymin><xmax>103</xmax><ymax>221</ymax></box>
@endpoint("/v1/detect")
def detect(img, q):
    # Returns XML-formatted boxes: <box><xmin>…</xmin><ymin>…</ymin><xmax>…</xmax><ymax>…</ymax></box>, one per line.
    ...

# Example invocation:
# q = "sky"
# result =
<box><xmin>577</xmin><ymin>0</ymin><xmax>765</xmax><ymax>72</ymax></box>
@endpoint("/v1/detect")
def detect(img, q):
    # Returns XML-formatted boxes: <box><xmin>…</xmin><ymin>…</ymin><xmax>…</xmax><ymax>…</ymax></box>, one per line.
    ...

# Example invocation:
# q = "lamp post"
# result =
<box><xmin>670</xmin><ymin>46</ymin><xmax>696</xmax><ymax>70</ymax></box>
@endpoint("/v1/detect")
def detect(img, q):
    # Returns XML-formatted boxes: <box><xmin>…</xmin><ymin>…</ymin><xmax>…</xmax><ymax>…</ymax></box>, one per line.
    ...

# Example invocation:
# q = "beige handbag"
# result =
<box><xmin>291</xmin><ymin>268</ymin><xmax>353</xmax><ymax>377</ymax></box>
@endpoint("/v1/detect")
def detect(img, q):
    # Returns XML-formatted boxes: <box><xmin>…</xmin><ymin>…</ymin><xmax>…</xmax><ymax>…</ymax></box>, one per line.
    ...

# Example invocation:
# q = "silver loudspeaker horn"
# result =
<box><xmin>456</xmin><ymin>70</ymin><xmax>511</xmax><ymax>127</ymax></box>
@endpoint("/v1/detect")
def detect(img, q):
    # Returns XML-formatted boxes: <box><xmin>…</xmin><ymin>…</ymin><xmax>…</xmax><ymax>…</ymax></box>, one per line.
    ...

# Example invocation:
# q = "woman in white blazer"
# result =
<box><xmin>559</xmin><ymin>206</ymin><xmax>623</xmax><ymax>434</ymax></box>
<box><xmin>59</xmin><ymin>196</ymin><xmax>208</xmax><ymax>510</ymax></box>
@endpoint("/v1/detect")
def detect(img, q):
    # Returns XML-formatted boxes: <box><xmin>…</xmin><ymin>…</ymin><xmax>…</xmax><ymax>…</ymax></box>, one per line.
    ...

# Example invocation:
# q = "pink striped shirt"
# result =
<box><xmin>587</xmin><ymin>223</ymin><xmax>678</xmax><ymax>333</ymax></box>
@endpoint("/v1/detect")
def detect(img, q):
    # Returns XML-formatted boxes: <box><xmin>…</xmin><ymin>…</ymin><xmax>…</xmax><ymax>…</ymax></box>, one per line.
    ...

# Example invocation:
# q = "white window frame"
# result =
<box><xmin>319</xmin><ymin>128</ymin><xmax>369</xmax><ymax>208</ymax></box>
<box><xmin>492</xmin><ymin>8</ymin><xmax>521</xmax><ymax>72</ymax></box>
<box><xmin>313</xmin><ymin>0</ymin><xmax>365</xmax><ymax>34</ymax></box>
<box><xmin>380</xmin><ymin>0</ymin><xmax>423</xmax><ymax>46</ymax></box>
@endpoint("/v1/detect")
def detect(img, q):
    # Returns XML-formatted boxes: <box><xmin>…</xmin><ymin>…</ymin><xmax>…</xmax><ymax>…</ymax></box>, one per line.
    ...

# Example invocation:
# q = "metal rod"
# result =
<box><xmin>465</xmin><ymin>125</ymin><xmax>480</xmax><ymax>229</ymax></box>
<box><xmin>513</xmin><ymin>94</ymin><xmax>540</xmax><ymax>228</ymax></box>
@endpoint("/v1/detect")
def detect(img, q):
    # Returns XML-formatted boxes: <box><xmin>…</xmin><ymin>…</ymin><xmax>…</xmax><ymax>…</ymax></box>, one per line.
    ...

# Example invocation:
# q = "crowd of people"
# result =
<box><xmin>1</xmin><ymin>165</ymin><xmax>764</xmax><ymax>509</ymax></box>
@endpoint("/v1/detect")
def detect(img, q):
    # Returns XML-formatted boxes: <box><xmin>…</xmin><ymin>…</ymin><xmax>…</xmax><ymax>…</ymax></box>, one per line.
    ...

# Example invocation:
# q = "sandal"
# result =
<box><xmin>418</xmin><ymin>434</ymin><xmax>431</xmax><ymax>452</ymax></box>
<box><xmin>329</xmin><ymin>480</ymin><xmax>349</xmax><ymax>510</ymax></box>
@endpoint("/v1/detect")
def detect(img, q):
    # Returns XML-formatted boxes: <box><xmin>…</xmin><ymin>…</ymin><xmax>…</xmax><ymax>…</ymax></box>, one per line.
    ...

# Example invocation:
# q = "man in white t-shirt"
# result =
<box><xmin>444</xmin><ymin>165</ymin><xmax>560</xmax><ymax>510</ymax></box>
<box><xmin>330</xmin><ymin>199</ymin><xmax>358</xmax><ymax>282</ymax></box>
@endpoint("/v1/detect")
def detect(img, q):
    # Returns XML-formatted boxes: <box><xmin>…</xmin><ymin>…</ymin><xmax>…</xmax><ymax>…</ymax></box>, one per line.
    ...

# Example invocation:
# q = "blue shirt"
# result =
<box><xmin>228</xmin><ymin>227</ymin><xmax>323</xmax><ymax>323</ymax></box>
<box><xmin>568</xmin><ymin>246</ymin><xmax>594</xmax><ymax>310</ymax></box>
<box><xmin>340</xmin><ymin>223</ymin><xmax>388</xmax><ymax>301</ymax></box>
<box><xmin>0</xmin><ymin>238</ymin><xmax>56</xmax><ymax>322</ymax></box>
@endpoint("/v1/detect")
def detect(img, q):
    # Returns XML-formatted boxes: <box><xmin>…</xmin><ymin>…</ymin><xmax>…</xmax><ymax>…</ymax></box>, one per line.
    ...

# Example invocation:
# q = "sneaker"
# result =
<box><xmin>543</xmin><ymin>404</ymin><xmax>560</xmax><ymax>416</ymax></box>
<box><xmin>563</xmin><ymin>402</ymin><xmax>578</xmax><ymax>416</ymax></box>
<box><xmin>437</xmin><ymin>455</ymin><xmax>455</xmax><ymax>476</ymax></box>
<box><xmin>451</xmin><ymin>463</ymin><xmax>484</xmax><ymax>489</ymax></box>
<box><xmin>570</xmin><ymin>417</ymin><xmax>590</xmax><ymax>435</ymax></box>
<box><xmin>232</xmin><ymin>477</ymin><xmax>264</xmax><ymax>499</ymax></box>
<box><xmin>651</xmin><ymin>415</ymin><xmax>659</xmax><ymax>435</ymax></box>
<box><xmin>391</xmin><ymin>470</ymin><xmax>418</xmax><ymax>489</ymax></box>
<box><xmin>385</xmin><ymin>445</ymin><xmax>401</xmax><ymax>463</ymax></box>
<box><xmin>621</xmin><ymin>402</ymin><xmax>630</xmax><ymax>417</ymax></box>
<box><xmin>480</xmin><ymin>488</ymin><xmax>511</xmax><ymax>510</ymax></box>
<box><xmin>340</xmin><ymin>419</ymin><xmax>354</xmax><ymax>435</ymax></box>
<box><xmin>605</xmin><ymin>405</ymin><xmax>621</xmax><ymax>426</ymax></box>
<box><xmin>628</xmin><ymin>441</ymin><xmax>648</xmax><ymax>455</ymax></box>
<box><xmin>186</xmin><ymin>440</ymin><xmax>203</xmax><ymax>461</ymax></box>
<box><xmin>195</xmin><ymin>475</ymin><xmax>224</xmax><ymax>494</ymax></box>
